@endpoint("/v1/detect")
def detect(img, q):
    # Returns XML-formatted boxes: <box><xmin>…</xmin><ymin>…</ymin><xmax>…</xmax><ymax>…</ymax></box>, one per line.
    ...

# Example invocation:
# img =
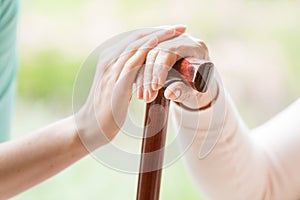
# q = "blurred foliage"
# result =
<box><xmin>275</xmin><ymin>29</ymin><xmax>300</xmax><ymax>93</ymax></box>
<box><xmin>23</xmin><ymin>0</ymin><xmax>84</xmax><ymax>13</ymax></box>
<box><xmin>14</xmin><ymin>0</ymin><xmax>300</xmax><ymax>199</ymax></box>
<box><xmin>13</xmin><ymin>156</ymin><xmax>203</xmax><ymax>200</ymax></box>
<box><xmin>18</xmin><ymin>50</ymin><xmax>80</xmax><ymax>104</ymax></box>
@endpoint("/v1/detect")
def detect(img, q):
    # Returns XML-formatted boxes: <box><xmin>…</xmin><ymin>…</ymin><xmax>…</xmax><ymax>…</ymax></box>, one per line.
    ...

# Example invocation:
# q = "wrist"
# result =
<box><xmin>63</xmin><ymin>115</ymin><xmax>90</xmax><ymax>156</ymax></box>
<box><xmin>73</xmin><ymin>110</ymin><xmax>114</xmax><ymax>152</ymax></box>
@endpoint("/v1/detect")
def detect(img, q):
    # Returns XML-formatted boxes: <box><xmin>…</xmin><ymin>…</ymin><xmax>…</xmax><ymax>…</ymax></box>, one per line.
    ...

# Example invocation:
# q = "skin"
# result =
<box><xmin>0</xmin><ymin>25</ymin><xmax>191</xmax><ymax>199</ymax></box>
<box><xmin>136</xmin><ymin>33</ymin><xmax>218</xmax><ymax>109</ymax></box>
<box><xmin>3</xmin><ymin>25</ymin><xmax>296</xmax><ymax>200</ymax></box>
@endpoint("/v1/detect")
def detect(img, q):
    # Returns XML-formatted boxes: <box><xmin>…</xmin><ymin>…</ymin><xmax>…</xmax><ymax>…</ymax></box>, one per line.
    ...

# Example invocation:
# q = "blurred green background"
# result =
<box><xmin>12</xmin><ymin>0</ymin><xmax>300</xmax><ymax>199</ymax></box>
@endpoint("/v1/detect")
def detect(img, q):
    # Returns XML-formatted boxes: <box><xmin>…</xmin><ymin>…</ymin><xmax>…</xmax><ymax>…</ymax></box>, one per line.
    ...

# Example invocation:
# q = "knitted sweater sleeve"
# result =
<box><xmin>171</xmin><ymin>86</ymin><xmax>300</xmax><ymax>200</ymax></box>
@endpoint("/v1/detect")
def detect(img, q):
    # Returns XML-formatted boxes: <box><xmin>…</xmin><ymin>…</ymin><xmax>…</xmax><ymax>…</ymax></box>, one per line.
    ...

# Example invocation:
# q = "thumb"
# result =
<box><xmin>164</xmin><ymin>81</ymin><xmax>201</xmax><ymax>109</ymax></box>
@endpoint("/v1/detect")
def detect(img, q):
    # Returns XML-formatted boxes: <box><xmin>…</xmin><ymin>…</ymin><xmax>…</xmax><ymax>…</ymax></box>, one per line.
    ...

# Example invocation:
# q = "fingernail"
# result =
<box><xmin>137</xmin><ymin>87</ymin><xmax>143</xmax><ymax>99</ymax></box>
<box><xmin>174</xmin><ymin>24</ymin><xmax>187</xmax><ymax>33</ymax></box>
<box><xmin>174</xmin><ymin>89</ymin><xmax>181</xmax><ymax>98</ymax></box>
<box><xmin>148</xmin><ymin>38</ymin><xmax>158</xmax><ymax>48</ymax></box>
<box><xmin>143</xmin><ymin>90</ymin><xmax>149</xmax><ymax>101</ymax></box>
<box><xmin>152</xmin><ymin>77</ymin><xmax>159</xmax><ymax>90</ymax></box>
<box><xmin>169</xmin><ymin>89</ymin><xmax>181</xmax><ymax>100</ymax></box>
<box><xmin>157</xmin><ymin>77</ymin><xmax>163</xmax><ymax>89</ymax></box>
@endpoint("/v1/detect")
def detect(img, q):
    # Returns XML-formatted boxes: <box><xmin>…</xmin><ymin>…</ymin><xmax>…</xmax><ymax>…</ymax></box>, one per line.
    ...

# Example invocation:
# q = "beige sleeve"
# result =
<box><xmin>171</xmin><ymin>86</ymin><xmax>300</xmax><ymax>200</ymax></box>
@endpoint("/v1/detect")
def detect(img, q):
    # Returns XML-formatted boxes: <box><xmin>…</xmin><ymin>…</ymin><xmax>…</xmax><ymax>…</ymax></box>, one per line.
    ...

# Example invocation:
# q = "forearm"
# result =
<box><xmin>171</xmin><ymin>87</ymin><xmax>268</xmax><ymax>199</ymax></box>
<box><xmin>0</xmin><ymin>116</ymin><xmax>88</xmax><ymax>199</ymax></box>
<box><xmin>251</xmin><ymin>99</ymin><xmax>300</xmax><ymax>199</ymax></box>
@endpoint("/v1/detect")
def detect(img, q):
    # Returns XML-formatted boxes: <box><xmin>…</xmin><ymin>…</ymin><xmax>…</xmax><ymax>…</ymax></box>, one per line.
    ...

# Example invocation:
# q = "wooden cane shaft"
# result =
<box><xmin>136</xmin><ymin>89</ymin><xmax>169</xmax><ymax>200</ymax></box>
<box><xmin>137</xmin><ymin>58</ymin><xmax>214</xmax><ymax>200</ymax></box>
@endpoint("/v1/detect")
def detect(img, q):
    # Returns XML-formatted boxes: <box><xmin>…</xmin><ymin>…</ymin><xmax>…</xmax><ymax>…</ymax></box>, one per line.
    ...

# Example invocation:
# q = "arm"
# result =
<box><xmin>138</xmin><ymin>34</ymin><xmax>300</xmax><ymax>199</ymax></box>
<box><xmin>171</xmin><ymin>86</ymin><xmax>300</xmax><ymax>200</ymax></box>
<box><xmin>171</xmin><ymin>85</ymin><xmax>267</xmax><ymax>199</ymax></box>
<box><xmin>251</xmin><ymin>98</ymin><xmax>300</xmax><ymax>199</ymax></box>
<box><xmin>0</xmin><ymin>25</ymin><xmax>186</xmax><ymax>199</ymax></box>
<box><xmin>0</xmin><ymin>117</ymin><xmax>85</xmax><ymax>198</ymax></box>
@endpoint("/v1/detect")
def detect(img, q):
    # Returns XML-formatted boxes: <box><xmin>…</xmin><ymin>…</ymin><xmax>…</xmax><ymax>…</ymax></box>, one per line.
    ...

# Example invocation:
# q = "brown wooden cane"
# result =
<box><xmin>136</xmin><ymin>58</ymin><xmax>214</xmax><ymax>200</ymax></box>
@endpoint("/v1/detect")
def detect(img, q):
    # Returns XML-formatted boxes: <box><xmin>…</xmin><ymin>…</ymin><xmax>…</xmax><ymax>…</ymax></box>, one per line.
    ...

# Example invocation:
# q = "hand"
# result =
<box><xmin>75</xmin><ymin>25</ymin><xmax>186</xmax><ymax>150</ymax></box>
<box><xmin>136</xmin><ymin>34</ymin><xmax>218</xmax><ymax>110</ymax></box>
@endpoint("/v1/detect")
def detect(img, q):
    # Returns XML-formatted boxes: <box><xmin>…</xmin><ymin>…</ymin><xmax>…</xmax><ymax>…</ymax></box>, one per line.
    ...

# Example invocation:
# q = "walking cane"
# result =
<box><xmin>136</xmin><ymin>58</ymin><xmax>214</xmax><ymax>200</ymax></box>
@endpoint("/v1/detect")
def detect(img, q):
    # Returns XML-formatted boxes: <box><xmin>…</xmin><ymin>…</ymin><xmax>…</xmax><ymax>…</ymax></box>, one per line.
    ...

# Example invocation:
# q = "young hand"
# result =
<box><xmin>75</xmin><ymin>25</ymin><xmax>186</xmax><ymax>150</ymax></box>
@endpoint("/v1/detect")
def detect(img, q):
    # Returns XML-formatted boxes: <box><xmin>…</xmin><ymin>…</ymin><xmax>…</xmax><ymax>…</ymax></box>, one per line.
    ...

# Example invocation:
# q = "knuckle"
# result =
<box><xmin>155</xmin><ymin>51</ymin><xmax>172</xmax><ymax>66</ymax></box>
<box><xmin>123</xmin><ymin>59</ymin><xmax>143</xmax><ymax>72</ymax></box>
<box><xmin>144</xmin><ymin>63</ymin><xmax>153</xmax><ymax>73</ymax></box>
<box><xmin>125</xmin><ymin>43</ymin><xmax>138</xmax><ymax>53</ymax></box>
<box><xmin>143</xmin><ymin>70</ymin><xmax>152</xmax><ymax>82</ymax></box>
<box><xmin>164</xmin><ymin>28</ymin><xmax>175</xmax><ymax>36</ymax></box>
<box><xmin>124</xmin><ymin>61</ymin><xmax>133</xmax><ymax>71</ymax></box>
<box><xmin>168</xmin><ymin>46</ymin><xmax>180</xmax><ymax>54</ymax></box>
<box><xmin>193</xmin><ymin>46</ymin><xmax>208</xmax><ymax>59</ymax></box>
<box><xmin>198</xmin><ymin>40</ymin><xmax>209</xmax><ymax>58</ymax></box>
<box><xmin>192</xmin><ymin>46</ymin><xmax>205</xmax><ymax>58</ymax></box>
<box><xmin>101</xmin><ymin>75</ymin><xmax>112</xmax><ymax>86</ymax></box>
<box><xmin>136</xmin><ymin>32</ymin><xmax>147</xmax><ymax>39</ymax></box>
<box><xmin>198</xmin><ymin>40</ymin><xmax>209</xmax><ymax>51</ymax></box>
<box><xmin>132</xmin><ymin>31</ymin><xmax>146</xmax><ymax>41</ymax></box>
<box><xmin>152</xmin><ymin>65</ymin><xmax>161</xmax><ymax>75</ymax></box>
<box><xmin>181</xmin><ymin>91</ymin><xmax>191</xmax><ymax>101</ymax></box>
<box><xmin>177</xmin><ymin>44</ymin><xmax>189</xmax><ymax>52</ymax></box>
<box><xmin>144</xmin><ymin>67</ymin><xmax>152</xmax><ymax>78</ymax></box>
<box><xmin>137</xmin><ymin>44</ymin><xmax>150</xmax><ymax>53</ymax></box>
<box><xmin>154</xmin><ymin>62</ymin><xmax>169</xmax><ymax>73</ymax></box>
<box><xmin>143</xmin><ymin>74</ymin><xmax>151</xmax><ymax>85</ymax></box>
<box><xmin>146</xmin><ymin>50</ymin><xmax>157</xmax><ymax>61</ymax></box>
<box><xmin>136</xmin><ymin>77</ymin><xmax>142</xmax><ymax>86</ymax></box>
<box><xmin>157</xmin><ymin>50</ymin><xmax>169</xmax><ymax>60</ymax></box>
<box><xmin>152</xmin><ymin>68</ymin><xmax>160</xmax><ymax>79</ymax></box>
<box><xmin>144</xmin><ymin>63</ymin><xmax>152</xmax><ymax>72</ymax></box>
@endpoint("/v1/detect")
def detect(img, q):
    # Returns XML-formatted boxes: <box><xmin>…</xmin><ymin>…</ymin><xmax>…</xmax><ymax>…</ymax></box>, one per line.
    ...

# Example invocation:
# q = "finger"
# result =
<box><xmin>111</xmin><ymin>26</ymin><xmax>171</xmax><ymax>52</ymax></box>
<box><xmin>140</xmin><ymin>26</ymin><xmax>186</xmax><ymax>102</ymax></box>
<box><xmin>136</xmin><ymin>66</ymin><xmax>145</xmax><ymax>99</ymax></box>
<box><xmin>145</xmin><ymin>89</ymin><xmax>158</xmax><ymax>103</ymax></box>
<box><xmin>127</xmin><ymin>24</ymin><xmax>185</xmax><ymax>46</ymax></box>
<box><xmin>117</xmin><ymin>38</ymin><xmax>157</xmax><ymax>82</ymax></box>
<box><xmin>113</xmin><ymin>25</ymin><xmax>186</xmax><ymax>73</ymax></box>
<box><xmin>143</xmin><ymin>50</ymin><xmax>177</xmax><ymax>102</ymax></box>
<box><xmin>164</xmin><ymin>81</ymin><xmax>200</xmax><ymax>108</ymax></box>
<box><xmin>183</xmin><ymin>36</ymin><xmax>208</xmax><ymax>59</ymax></box>
<box><xmin>98</xmin><ymin>27</ymin><xmax>163</xmax><ymax>66</ymax></box>
<box><xmin>155</xmin><ymin>25</ymin><xmax>186</xmax><ymax>43</ymax></box>
<box><xmin>143</xmin><ymin>49</ymin><xmax>158</xmax><ymax>102</ymax></box>
<box><xmin>114</xmin><ymin>25</ymin><xmax>186</xmax><ymax>80</ymax></box>
<box><xmin>152</xmin><ymin>50</ymin><xmax>178</xmax><ymax>90</ymax></box>
<box><xmin>124</xmin><ymin>25</ymin><xmax>186</xmax><ymax>55</ymax></box>
<box><xmin>189</xmin><ymin>36</ymin><xmax>210</xmax><ymax>59</ymax></box>
<box><xmin>105</xmin><ymin>27</ymin><xmax>163</xmax><ymax>74</ymax></box>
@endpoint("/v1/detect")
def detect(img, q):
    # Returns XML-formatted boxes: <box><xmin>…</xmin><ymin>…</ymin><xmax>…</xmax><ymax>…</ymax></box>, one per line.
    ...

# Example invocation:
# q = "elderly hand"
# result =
<box><xmin>136</xmin><ymin>34</ymin><xmax>218</xmax><ymax>110</ymax></box>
